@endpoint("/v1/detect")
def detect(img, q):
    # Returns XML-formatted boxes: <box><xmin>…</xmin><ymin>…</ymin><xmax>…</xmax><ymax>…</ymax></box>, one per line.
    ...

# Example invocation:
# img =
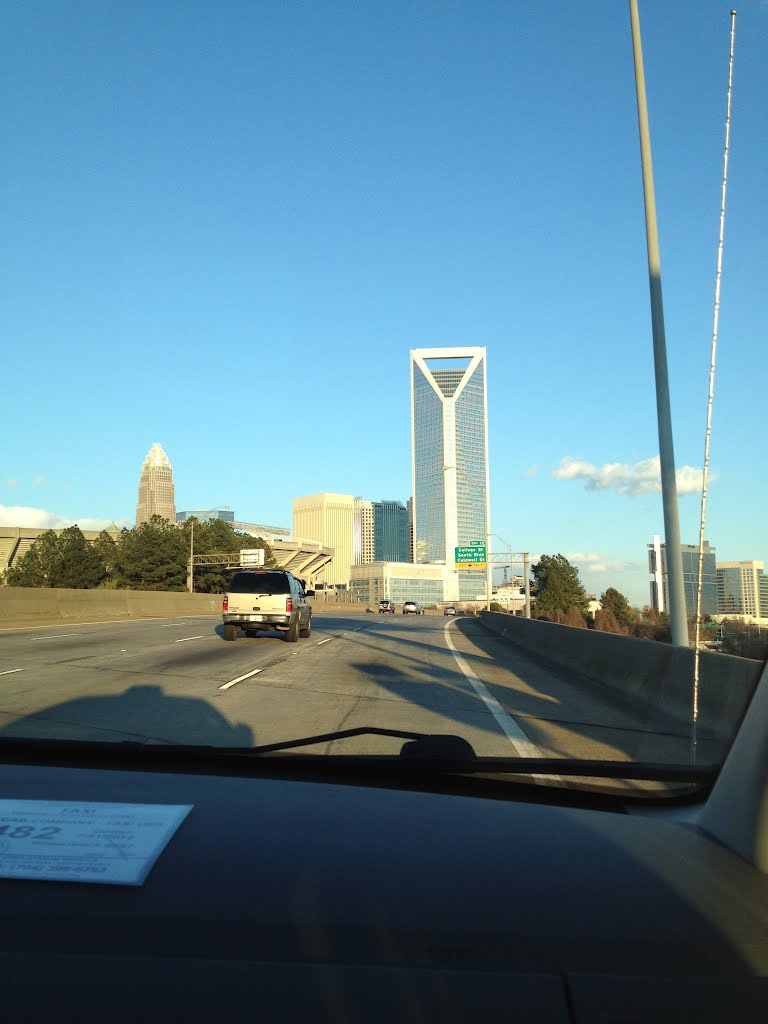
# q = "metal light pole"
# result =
<box><xmin>629</xmin><ymin>0</ymin><xmax>688</xmax><ymax>647</ymax></box>
<box><xmin>488</xmin><ymin>536</ymin><xmax>531</xmax><ymax>618</ymax></box>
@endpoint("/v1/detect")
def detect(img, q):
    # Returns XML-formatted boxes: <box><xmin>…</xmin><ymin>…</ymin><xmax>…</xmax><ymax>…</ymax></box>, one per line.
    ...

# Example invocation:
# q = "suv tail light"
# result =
<box><xmin>286</xmin><ymin>597</ymin><xmax>293</xmax><ymax>613</ymax></box>
<box><xmin>222</xmin><ymin>596</ymin><xmax>228</xmax><ymax>612</ymax></box>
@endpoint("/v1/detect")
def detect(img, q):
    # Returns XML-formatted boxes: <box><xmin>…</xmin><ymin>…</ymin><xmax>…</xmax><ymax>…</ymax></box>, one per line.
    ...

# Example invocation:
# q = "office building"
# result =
<box><xmin>353</xmin><ymin>499</ymin><xmax>375</xmax><ymax>565</ymax></box>
<box><xmin>648</xmin><ymin>536</ymin><xmax>717</xmax><ymax>617</ymax></box>
<box><xmin>350</xmin><ymin>562</ymin><xmax>460</xmax><ymax>609</ymax></box>
<box><xmin>374</xmin><ymin>500</ymin><xmax>409</xmax><ymax>562</ymax></box>
<box><xmin>177</xmin><ymin>509</ymin><xmax>235</xmax><ymax>523</ymax></box>
<box><xmin>135</xmin><ymin>443</ymin><xmax>176</xmax><ymax>526</ymax></box>
<box><xmin>406</xmin><ymin>497</ymin><xmax>414</xmax><ymax>562</ymax></box>
<box><xmin>717</xmin><ymin>561</ymin><xmax>768</xmax><ymax>618</ymax></box>
<box><xmin>293</xmin><ymin>493</ymin><xmax>355</xmax><ymax>588</ymax></box>
<box><xmin>411</xmin><ymin>347</ymin><xmax>490</xmax><ymax>602</ymax></box>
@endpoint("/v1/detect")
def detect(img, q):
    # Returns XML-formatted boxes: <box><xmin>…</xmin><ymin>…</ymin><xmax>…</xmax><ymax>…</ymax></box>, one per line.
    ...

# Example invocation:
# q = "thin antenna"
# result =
<box><xmin>692</xmin><ymin>10</ymin><xmax>737</xmax><ymax>764</ymax></box>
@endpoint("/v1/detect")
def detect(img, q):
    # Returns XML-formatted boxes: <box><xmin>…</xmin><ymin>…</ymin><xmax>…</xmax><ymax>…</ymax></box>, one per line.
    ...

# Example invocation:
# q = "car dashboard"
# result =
<box><xmin>1</xmin><ymin>747</ymin><xmax>768</xmax><ymax>1023</ymax></box>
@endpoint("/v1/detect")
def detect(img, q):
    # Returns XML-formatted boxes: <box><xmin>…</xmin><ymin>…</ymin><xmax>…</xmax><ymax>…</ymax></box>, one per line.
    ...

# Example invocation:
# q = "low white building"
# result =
<box><xmin>350</xmin><ymin>562</ymin><xmax>460</xmax><ymax>609</ymax></box>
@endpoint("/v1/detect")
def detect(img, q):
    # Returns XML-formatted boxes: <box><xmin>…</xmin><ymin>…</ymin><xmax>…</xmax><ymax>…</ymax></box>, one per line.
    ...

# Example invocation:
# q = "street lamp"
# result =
<box><xmin>186</xmin><ymin>506</ymin><xmax>230</xmax><ymax>593</ymax></box>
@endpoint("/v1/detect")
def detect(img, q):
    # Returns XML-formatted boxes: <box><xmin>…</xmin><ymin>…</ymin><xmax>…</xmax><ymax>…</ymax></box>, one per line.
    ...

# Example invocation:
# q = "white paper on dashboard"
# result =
<box><xmin>0</xmin><ymin>800</ymin><xmax>193</xmax><ymax>886</ymax></box>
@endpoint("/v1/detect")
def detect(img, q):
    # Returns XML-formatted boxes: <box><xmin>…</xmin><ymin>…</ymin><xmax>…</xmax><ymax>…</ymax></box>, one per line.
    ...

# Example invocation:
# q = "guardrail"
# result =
<box><xmin>0</xmin><ymin>588</ymin><xmax>222</xmax><ymax>626</ymax></box>
<box><xmin>480</xmin><ymin>611</ymin><xmax>763</xmax><ymax>749</ymax></box>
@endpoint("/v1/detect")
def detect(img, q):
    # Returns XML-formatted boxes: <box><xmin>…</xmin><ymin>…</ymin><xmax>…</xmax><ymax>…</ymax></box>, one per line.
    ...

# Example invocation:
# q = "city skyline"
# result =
<box><xmin>2</xmin><ymin>431</ymin><xmax>766</xmax><ymax>615</ymax></box>
<box><xmin>2</xmin><ymin>3</ymin><xmax>765</xmax><ymax>606</ymax></box>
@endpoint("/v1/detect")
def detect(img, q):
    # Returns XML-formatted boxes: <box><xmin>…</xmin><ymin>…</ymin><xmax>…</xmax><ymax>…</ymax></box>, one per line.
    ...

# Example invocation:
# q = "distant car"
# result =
<box><xmin>378</xmin><ymin>600</ymin><xmax>395</xmax><ymax>614</ymax></box>
<box><xmin>443</xmin><ymin>605</ymin><xmax>458</xmax><ymax>616</ymax></box>
<box><xmin>402</xmin><ymin>601</ymin><xmax>423</xmax><ymax>615</ymax></box>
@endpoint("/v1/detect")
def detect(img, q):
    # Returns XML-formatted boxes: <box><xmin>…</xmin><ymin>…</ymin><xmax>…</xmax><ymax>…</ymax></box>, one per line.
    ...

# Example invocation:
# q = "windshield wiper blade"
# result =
<box><xmin>0</xmin><ymin>733</ymin><xmax>719</xmax><ymax>785</ymax></box>
<box><xmin>248</xmin><ymin>727</ymin><xmax>475</xmax><ymax>758</ymax></box>
<box><xmin>243</xmin><ymin>731</ymin><xmax>715</xmax><ymax>781</ymax></box>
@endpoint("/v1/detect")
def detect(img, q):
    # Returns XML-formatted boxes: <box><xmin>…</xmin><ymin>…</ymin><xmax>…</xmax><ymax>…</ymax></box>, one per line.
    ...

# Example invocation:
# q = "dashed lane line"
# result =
<box><xmin>30</xmin><ymin>634</ymin><xmax>78</xmax><ymax>640</ymax></box>
<box><xmin>0</xmin><ymin>668</ymin><xmax>25</xmax><ymax>676</ymax></box>
<box><xmin>219</xmin><ymin>667</ymin><xmax>263</xmax><ymax>691</ymax></box>
<box><xmin>174</xmin><ymin>635</ymin><xmax>205</xmax><ymax>643</ymax></box>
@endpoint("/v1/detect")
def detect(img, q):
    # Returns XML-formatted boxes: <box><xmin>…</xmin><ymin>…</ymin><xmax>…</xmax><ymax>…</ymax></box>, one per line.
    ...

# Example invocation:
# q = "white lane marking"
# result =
<box><xmin>174</xmin><ymin>635</ymin><xmax>205</xmax><ymax>643</ymax></box>
<box><xmin>0</xmin><ymin>668</ymin><xmax>25</xmax><ymax>676</ymax></box>
<box><xmin>316</xmin><ymin>637</ymin><xmax>333</xmax><ymax>646</ymax></box>
<box><xmin>219</xmin><ymin>667</ymin><xmax>263</xmax><ymax>691</ymax></box>
<box><xmin>31</xmin><ymin>634</ymin><xmax>78</xmax><ymax>640</ymax></box>
<box><xmin>0</xmin><ymin>616</ymin><xmax>216</xmax><ymax>634</ymax></box>
<box><xmin>444</xmin><ymin>621</ymin><xmax>560</xmax><ymax>782</ymax></box>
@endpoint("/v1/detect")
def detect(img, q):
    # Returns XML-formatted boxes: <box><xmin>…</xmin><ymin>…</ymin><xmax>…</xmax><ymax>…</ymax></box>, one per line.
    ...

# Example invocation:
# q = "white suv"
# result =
<box><xmin>222</xmin><ymin>570</ymin><xmax>313</xmax><ymax>642</ymax></box>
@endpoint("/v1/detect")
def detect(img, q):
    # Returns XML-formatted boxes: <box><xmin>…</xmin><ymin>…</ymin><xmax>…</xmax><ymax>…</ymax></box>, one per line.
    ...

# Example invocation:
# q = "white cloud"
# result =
<box><xmin>4</xmin><ymin>480</ymin><xmax>19</xmax><ymax>488</ymax></box>
<box><xmin>0</xmin><ymin>505</ymin><xmax>129</xmax><ymax>531</ymax></box>
<box><xmin>565</xmin><ymin>552</ymin><xmax>624</xmax><ymax>574</ymax></box>
<box><xmin>553</xmin><ymin>455</ymin><xmax>705</xmax><ymax>496</ymax></box>
<box><xmin>522</xmin><ymin>464</ymin><xmax>541</xmax><ymax>478</ymax></box>
<box><xmin>32</xmin><ymin>476</ymin><xmax>45</xmax><ymax>486</ymax></box>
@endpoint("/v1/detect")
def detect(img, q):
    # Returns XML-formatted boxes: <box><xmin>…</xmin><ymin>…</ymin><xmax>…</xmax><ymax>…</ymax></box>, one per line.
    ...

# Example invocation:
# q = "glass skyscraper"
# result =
<box><xmin>410</xmin><ymin>347</ymin><xmax>490</xmax><ymax>601</ymax></box>
<box><xmin>135</xmin><ymin>443</ymin><xmax>176</xmax><ymax>526</ymax></box>
<box><xmin>373</xmin><ymin>500</ymin><xmax>409</xmax><ymax>562</ymax></box>
<box><xmin>648</xmin><ymin>536</ymin><xmax>718</xmax><ymax>617</ymax></box>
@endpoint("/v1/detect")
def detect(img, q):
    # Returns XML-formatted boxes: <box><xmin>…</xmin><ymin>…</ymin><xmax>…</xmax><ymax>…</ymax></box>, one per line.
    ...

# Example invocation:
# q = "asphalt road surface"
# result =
<box><xmin>0</xmin><ymin>611</ymin><xmax>695</xmax><ymax>765</ymax></box>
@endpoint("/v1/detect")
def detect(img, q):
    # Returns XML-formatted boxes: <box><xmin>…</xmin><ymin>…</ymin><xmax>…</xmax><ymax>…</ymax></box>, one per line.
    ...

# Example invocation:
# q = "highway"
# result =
<box><xmin>0</xmin><ymin>611</ymin><xmax>697</xmax><ymax>766</ymax></box>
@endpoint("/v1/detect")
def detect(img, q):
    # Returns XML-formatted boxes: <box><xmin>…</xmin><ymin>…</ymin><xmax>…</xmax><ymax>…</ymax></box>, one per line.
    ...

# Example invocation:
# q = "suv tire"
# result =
<box><xmin>299</xmin><ymin>614</ymin><xmax>312</xmax><ymax>639</ymax></box>
<box><xmin>285</xmin><ymin>615</ymin><xmax>300</xmax><ymax>643</ymax></box>
<box><xmin>223</xmin><ymin>623</ymin><xmax>238</xmax><ymax>642</ymax></box>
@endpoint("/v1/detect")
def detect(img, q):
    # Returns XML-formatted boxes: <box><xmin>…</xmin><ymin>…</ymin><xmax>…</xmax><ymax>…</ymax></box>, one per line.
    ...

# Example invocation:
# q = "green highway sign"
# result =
<box><xmin>455</xmin><ymin>544</ymin><xmax>487</xmax><ymax>570</ymax></box>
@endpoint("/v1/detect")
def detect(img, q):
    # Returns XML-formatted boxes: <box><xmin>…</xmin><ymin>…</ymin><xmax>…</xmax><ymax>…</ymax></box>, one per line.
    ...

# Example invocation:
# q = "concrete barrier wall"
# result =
<box><xmin>0</xmin><ymin>591</ymin><xmax>373</xmax><ymax>627</ymax></box>
<box><xmin>480</xmin><ymin>611</ymin><xmax>764</xmax><ymax>746</ymax></box>
<box><xmin>0</xmin><ymin>588</ymin><xmax>222</xmax><ymax>626</ymax></box>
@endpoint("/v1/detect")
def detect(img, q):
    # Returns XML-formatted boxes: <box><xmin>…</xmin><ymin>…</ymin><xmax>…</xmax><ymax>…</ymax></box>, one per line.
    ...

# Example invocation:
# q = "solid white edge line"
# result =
<box><xmin>30</xmin><ymin>634</ymin><xmax>78</xmax><ymax>640</ymax></box>
<box><xmin>174</xmin><ymin>635</ymin><xmax>205</xmax><ymax>643</ymax></box>
<box><xmin>444</xmin><ymin>621</ymin><xmax>561</xmax><ymax>783</ymax></box>
<box><xmin>0</xmin><ymin>668</ymin><xmax>25</xmax><ymax>676</ymax></box>
<box><xmin>219</xmin><ymin>668</ymin><xmax>263</xmax><ymax>691</ymax></box>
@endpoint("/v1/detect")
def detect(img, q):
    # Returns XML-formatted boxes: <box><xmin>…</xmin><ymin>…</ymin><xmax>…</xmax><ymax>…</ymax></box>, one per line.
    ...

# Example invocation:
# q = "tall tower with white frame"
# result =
<box><xmin>410</xmin><ymin>347</ymin><xmax>490</xmax><ymax>602</ymax></box>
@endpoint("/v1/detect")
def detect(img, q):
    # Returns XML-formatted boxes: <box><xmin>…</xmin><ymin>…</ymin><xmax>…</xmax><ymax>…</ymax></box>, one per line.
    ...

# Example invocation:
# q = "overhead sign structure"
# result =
<box><xmin>455</xmin><ymin>543</ymin><xmax>487</xmax><ymax>570</ymax></box>
<box><xmin>240</xmin><ymin>548</ymin><xmax>265</xmax><ymax>566</ymax></box>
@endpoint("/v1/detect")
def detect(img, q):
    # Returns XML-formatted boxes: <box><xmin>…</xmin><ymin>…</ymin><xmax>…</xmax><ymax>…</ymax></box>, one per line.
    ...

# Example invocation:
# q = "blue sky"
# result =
<box><xmin>2</xmin><ymin>1</ymin><xmax>766</xmax><ymax>606</ymax></box>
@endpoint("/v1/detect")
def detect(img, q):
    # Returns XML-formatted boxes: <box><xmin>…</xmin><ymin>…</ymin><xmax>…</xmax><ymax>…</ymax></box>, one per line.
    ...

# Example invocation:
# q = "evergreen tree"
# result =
<box><xmin>531</xmin><ymin>554</ymin><xmax>588</xmax><ymax>617</ymax></box>
<box><xmin>57</xmin><ymin>526</ymin><xmax>107</xmax><ymax>588</ymax></box>
<box><xmin>6</xmin><ymin>531</ymin><xmax>62</xmax><ymax>587</ymax></box>
<box><xmin>600</xmin><ymin>587</ymin><xmax>636</xmax><ymax>629</ymax></box>
<box><xmin>113</xmin><ymin>516</ymin><xmax>188</xmax><ymax>591</ymax></box>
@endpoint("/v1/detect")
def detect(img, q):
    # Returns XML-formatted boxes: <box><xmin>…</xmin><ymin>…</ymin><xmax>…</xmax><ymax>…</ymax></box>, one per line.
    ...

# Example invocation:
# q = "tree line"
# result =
<box><xmin>1</xmin><ymin>517</ymin><xmax>275</xmax><ymax>594</ymax></box>
<box><xmin>506</xmin><ymin>553</ymin><xmax>723</xmax><ymax>646</ymax></box>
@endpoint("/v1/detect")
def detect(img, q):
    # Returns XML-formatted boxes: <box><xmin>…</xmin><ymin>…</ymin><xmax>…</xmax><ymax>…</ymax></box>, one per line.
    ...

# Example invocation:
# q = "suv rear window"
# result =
<box><xmin>227</xmin><ymin>572</ymin><xmax>291</xmax><ymax>595</ymax></box>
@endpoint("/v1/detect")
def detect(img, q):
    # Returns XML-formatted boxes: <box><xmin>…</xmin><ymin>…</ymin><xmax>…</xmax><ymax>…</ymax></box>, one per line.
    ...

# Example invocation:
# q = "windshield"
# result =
<box><xmin>1</xmin><ymin>2</ymin><xmax>765</xmax><ymax>798</ymax></box>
